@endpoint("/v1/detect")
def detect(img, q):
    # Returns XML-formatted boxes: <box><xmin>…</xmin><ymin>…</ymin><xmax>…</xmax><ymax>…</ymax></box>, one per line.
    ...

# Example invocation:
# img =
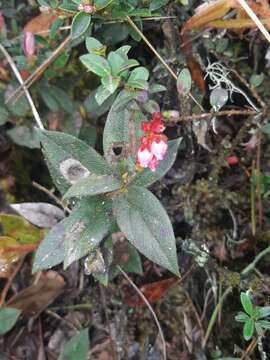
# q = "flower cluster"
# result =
<box><xmin>78</xmin><ymin>3</ymin><xmax>95</xmax><ymax>13</ymax></box>
<box><xmin>137</xmin><ymin>112</ymin><xmax>168</xmax><ymax>172</ymax></box>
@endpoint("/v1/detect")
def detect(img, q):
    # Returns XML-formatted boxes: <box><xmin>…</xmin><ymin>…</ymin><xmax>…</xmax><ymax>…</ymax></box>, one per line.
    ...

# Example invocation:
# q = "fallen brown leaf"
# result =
<box><xmin>24</xmin><ymin>14</ymin><xmax>57</xmax><ymax>35</ymax></box>
<box><xmin>7</xmin><ymin>271</ymin><xmax>65</xmax><ymax>317</ymax></box>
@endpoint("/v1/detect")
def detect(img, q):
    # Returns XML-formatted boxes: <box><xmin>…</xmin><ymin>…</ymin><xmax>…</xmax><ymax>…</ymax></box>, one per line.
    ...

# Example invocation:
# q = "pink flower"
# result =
<box><xmin>23</xmin><ymin>32</ymin><xmax>36</xmax><ymax>57</ymax></box>
<box><xmin>83</xmin><ymin>5</ymin><xmax>94</xmax><ymax>13</ymax></box>
<box><xmin>151</xmin><ymin>137</ymin><xmax>168</xmax><ymax>161</ymax></box>
<box><xmin>137</xmin><ymin>146</ymin><xmax>153</xmax><ymax>168</ymax></box>
<box><xmin>148</xmin><ymin>156</ymin><xmax>158</xmax><ymax>171</ymax></box>
<box><xmin>136</xmin><ymin>112</ymin><xmax>168</xmax><ymax>172</ymax></box>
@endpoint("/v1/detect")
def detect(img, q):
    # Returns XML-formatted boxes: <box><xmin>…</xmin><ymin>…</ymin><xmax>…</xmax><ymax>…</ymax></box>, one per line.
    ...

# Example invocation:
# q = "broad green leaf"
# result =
<box><xmin>243</xmin><ymin>318</ymin><xmax>254</xmax><ymax>341</ymax></box>
<box><xmin>235</xmin><ymin>312</ymin><xmax>250</xmax><ymax>323</ymax></box>
<box><xmin>113</xmin><ymin>186</ymin><xmax>179</xmax><ymax>275</ymax></box>
<box><xmin>258</xmin><ymin>306</ymin><xmax>270</xmax><ymax>319</ymax></box>
<box><xmin>177</xmin><ymin>68</ymin><xmax>192</xmax><ymax>96</ymax></box>
<box><xmin>127</xmin><ymin>79</ymin><xmax>149</xmax><ymax>90</ymax></box>
<box><xmin>33</xmin><ymin>220</ymin><xmax>67</xmax><ymax>273</ymax></box>
<box><xmin>64</xmin><ymin>197</ymin><xmax>113</xmax><ymax>268</ymax></box>
<box><xmin>0</xmin><ymin>308</ymin><xmax>21</xmax><ymax>335</ymax></box>
<box><xmin>37</xmin><ymin>129</ymin><xmax>111</xmax><ymax>195</ymax></box>
<box><xmin>128</xmin><ymin>67</ymin><xmax>149</xmax><ymax>82</ymax></box>
<box><xmin>241</xmin><ymin>292</ymin><xmax>253</xmax><ymax>316</ymax></box>
<box><xmin>58</xmin><ymin>328</ymin><xmax>89</xmax><ymax>360</ymax></box>
<box><xmin>80</xmin><ymin>54</ymin><xmax>111</xmax><ymax>77</ymax></box>
<box><xmin>103</xmin><ymin>90</ymin><xmax>143</xmax><ymax>163</ymax></box>
<box><xmin>63</xmin><ymin>174</ymin><xmax>121</xmax><ymax>199</ymax></box>
<box><xmin>85</xmin><ymin>36</ymin><xmax>105</xmax><ymax>55</ymax></box>
<box><xmin>108</xmin><ymin>52</ymin><xmax>125</xmax><ymax>76</ymax></box>
<box><xmin>101</xmin><ymin>75</ymin><xmax>120</xmax><ymax>94</ymax></box>
<box><xmin>71</xmin><ymin>12</ymin><xmax>91</xmax><ymax>39</ymax></box>
<box><xmin>131</xmin><ymin>138</ymin><xmax>181</xmax><ymax>187</ymax></box>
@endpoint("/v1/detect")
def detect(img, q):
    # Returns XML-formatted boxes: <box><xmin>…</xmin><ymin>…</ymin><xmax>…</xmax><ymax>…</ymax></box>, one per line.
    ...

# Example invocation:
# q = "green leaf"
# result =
<box><xmin>7</xmin><ymin>125</ymin><xmax>40</xmax><ymax>149</ymax></box>
<box><xmin>101</xmin><ymin>75</ymin><xmax>120</xmax><ymax>94</ymax></box>
<box><xmin>243</xmin><ymin>318</ymin><xmax>254</xmax><ymax>341</ymax></box>
<box><xmin>58</xmin><ymin>328</ymin><xmax>89</xmax><ymax>360</ymax></box>
<box><xmin>33</xmin><ymin>220</ymin><xmax>66</xmax><ymax>273</ymax></box>
<box><xmin>108</xmin><ymin>51</ymin><xmax>125</xmax><ymax>76</ymax></box>
<box><xmin>94</xmin><ymin>0</ymin><xmax>113</xmax><ymax>10</ymax></box>
<box><xmin>0</xmin><ymin>107</ymin><xmax>9</xmax><ymax>125</ymax></box>
<box><xmin>0</xmin><ymin>308</ymin><xmax>21</xmax><ymax>335</ymax></box>
<box><xmin>128</xmin><ymin>67</ymin><xmax>149</xmax><ymax>82</ymax></box>
<box><xmin>80</xmin><ymin>54</ymin><xmax>111</xmax><ymax>77</ymax></box>
<box><xmin>103</xmin><ymin>90</ymin><xmax>143</xmax><ymax>163</ymax></box>
<box><xmin>64</xmin><ymin>197</ymin><xmax>113</xmax><ymax>268</ymax></box>
<box><xmin>85</xmin><ymin>36</ymin><xmax>105</xmax><ymax>55</ymax></box>
<box><xmin>71</xmin><ymin>12</ymin><xmax>91</xmax><ymax>39</ymax></box>
<box><xmin>127</xmin><ymin>79</ymin><xmax>149</xmax><ymax>90</ymax></box>
<box><xmin>150</xmin><ymin>0</ymin><xmax>169</xmax><ymax>11</ymax></box>
<box><xmin>258</xmin><ymin>306</ymin><xmax>270</xmax><ymax>319</ymax></box>
<box><xmin>250</xmin><ymin>73</ymin><xmax>264</xmax><ymax>88</ymax></box>
<box><xmin>177</xmin><ymin>68</ymin><xmax>192</xmax><ymax>96</ymax></box>
<box><xmin>113</xmin><ymin>186</ymin><xmax>179</xmax><ymax>275</ymax></box>
<box><xmin>235</xmin><ymin>311</ymin><xmax>250</xmax><ymax>323</ymax></box>
<box><xmin>131</xmin><ymin>138</ymin><xmax>181</xmax><ymax>187</ymax></box>
<box><xmin>241</xmin><ymin>292</ymin><xmax>253</xmax><ymax>316</ymax></box>
<box><xmin>38</xmin><ymin>129</ymin><xmax>111</xmax><ymax>195</ymax></box>
<box><xmin>63</xmin><ymin>174</ymin><xmax>121</xmax><ymax>199</ymax></box>
<box><xmin>95</xmin><ymin>85</ymin><xmax>114</xmax><ymax>105</ymax></box>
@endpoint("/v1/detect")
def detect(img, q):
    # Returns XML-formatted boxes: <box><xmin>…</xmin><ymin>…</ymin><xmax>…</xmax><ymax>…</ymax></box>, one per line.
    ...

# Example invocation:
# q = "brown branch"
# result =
<box><xmin>6</xmin><ymin>35</ymin><xmax>71</xmax><ymax>106</ymax></box>
<box><xmin>166</xmin><ymin>109</ymin><xmax>258</xmax><ymax>124</ymax></box>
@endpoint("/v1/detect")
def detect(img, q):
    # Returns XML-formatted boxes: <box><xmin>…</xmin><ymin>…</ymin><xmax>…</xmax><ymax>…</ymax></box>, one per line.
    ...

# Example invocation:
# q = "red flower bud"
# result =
<box><xmin>226</xmin><ymin>156</ymin><xmax>239</xmax><ymax>166</ymax></box>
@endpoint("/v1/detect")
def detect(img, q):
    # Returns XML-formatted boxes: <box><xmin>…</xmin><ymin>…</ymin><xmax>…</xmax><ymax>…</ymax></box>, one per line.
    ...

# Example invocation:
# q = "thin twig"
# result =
<box><xmin>166</xmin><ymin>109</ymin><xmax>257</xmax><ymax>123</ymax></box>
<box><xmin>32</xmin><ymin>181</ymin><xmax>69</xmax><ymax>213</ymax></box>
<box><xmin>241</xmin><ymin>245</ymin><xmax>270</xmax><ymax>275</ymax></box>
<box><xmin>117</xmin><ymin>265</ymin><xmax>167</xmax><ymax>360</ymax></box>
<box><xmin>236</xmin><ymin>0</ymin><xmax>270</xmax><ymax>44</ymax></box>
<box><xmin>126</xmin><ymin>16</ymin><xmax>203</xmax><ymax>111</ymax></box>
<box><xmin>6</xmin><ymin>35</ymin><xmax>71</xmax><ymax>105</ymax></box>
<box><xmin>202</xmin><ymin>286</ymin><xmax>232</xmax><ymax>348</ymax></box>
<box><xmin>0</xmin><ymin>43</ymin><xmax>44</xmax><ymax>130</ymax></box>
<box><xmin>99</xmin><ymin>285</ymin><xmax>117</xmax><ymax>360</ymax></box>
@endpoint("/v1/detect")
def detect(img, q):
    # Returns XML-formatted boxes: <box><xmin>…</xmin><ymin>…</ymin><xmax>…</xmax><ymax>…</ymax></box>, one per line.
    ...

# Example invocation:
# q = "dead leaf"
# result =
<box><xmin>11</xmin><ymin>202</ymin><xmax>65</xmax><ymax>228</ymax></box>
<box><xmin>7</xmin><ymin>271</ymin><xmax>65</xmax><ymax>317</ymax></box>
<box><xmin>24</xmin><ymin>14</ymin><xmax>57</xmax><ymax>35</ymax></box>
<box><xmin>123</xmin><ymin>277</ymin><xmax>178</xmax><ymax>308</ymax></box>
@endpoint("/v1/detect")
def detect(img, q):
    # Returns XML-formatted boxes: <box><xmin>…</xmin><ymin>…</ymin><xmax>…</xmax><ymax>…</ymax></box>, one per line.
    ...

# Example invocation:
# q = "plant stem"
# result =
<box><xmin>202</xmin><ymin>286</ymin><xmax>232</xmax><ymax>348</ymax></box>
<box><xmin>126</xmin><ymin>16</ymin><xmax>203</xmax><ymax>111</ymax></box>
<box><xmin>0</xmin><ymin>43</ymin><xmax>44</xmax><ymax>130</ymax></box>
<box><xmin>118</xmin><ymin>265</ymin><xmax>167</xmax><ymax>360</ymax></box>
<box><xmin>241</xmin><ymin>245</ymin><xmax>270</xmax><ymax>275</ymax></box>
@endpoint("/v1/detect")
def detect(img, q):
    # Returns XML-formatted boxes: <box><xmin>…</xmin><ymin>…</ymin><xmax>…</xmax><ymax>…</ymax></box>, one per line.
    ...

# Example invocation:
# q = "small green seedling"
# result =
<box><xmin>235</xmin><ymin>291</ymin><xmax>270</xmax><ymax>341</ymax></box>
